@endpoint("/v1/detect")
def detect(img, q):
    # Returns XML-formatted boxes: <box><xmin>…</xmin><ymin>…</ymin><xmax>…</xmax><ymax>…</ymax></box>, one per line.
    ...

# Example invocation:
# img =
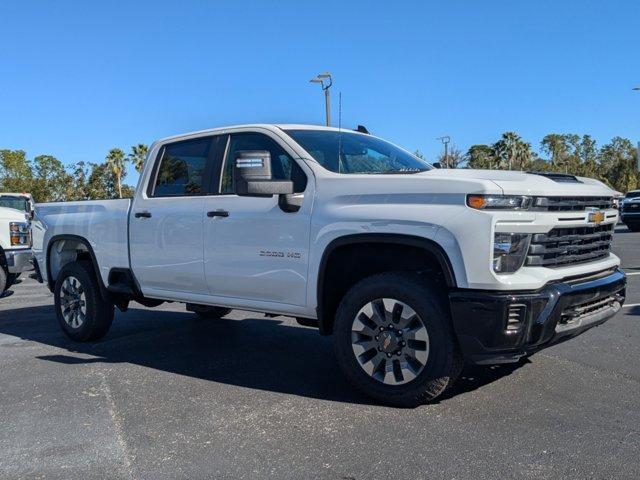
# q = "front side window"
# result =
<box><xmin>220</xmin><ymin>133</ymin><xmax>307</xmax><ymax>194</ymax></box>
<box><xmin>153</xmin><ymin>138</ymin><xmax>211</xmax><ymax>197</ymax></box>
<box><xmin>285</xmin><ymin>129</ymin><xmax>432</xmax><ymax>174</ymax></box>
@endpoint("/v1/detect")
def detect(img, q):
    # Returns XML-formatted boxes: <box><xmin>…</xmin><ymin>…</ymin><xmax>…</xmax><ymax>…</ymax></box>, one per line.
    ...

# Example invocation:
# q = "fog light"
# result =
<box><xmin>493</xmin><ymin>233</ymin><xmax>531</xmax><ymax>273</ymax></box>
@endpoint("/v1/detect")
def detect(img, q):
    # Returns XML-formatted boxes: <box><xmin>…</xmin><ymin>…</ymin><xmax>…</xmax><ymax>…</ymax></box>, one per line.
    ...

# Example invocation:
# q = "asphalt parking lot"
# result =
<box><xmin>1</xmin><ymin>227</ymin><xmax>639</xmax><ymax>480</ymax></box>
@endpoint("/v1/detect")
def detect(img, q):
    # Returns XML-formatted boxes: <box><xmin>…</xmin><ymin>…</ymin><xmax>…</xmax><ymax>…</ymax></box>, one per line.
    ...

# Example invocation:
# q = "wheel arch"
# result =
<box><xmin>46</xmin><ymin>234</ymin><xmax>109</xmax><ymax>300</ymax></box>
<box><xmin>316</xmin><ymin>233</ymin><xmax>457</xmax><ymax>335</ymax></box>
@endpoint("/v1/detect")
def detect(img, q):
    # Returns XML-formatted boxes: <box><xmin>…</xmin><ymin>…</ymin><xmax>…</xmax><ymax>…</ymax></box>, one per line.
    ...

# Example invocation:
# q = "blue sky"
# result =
<box><xmin>1</xmin><ymin>0</ymin><xmax>639</xmax><ymax>185</ymax></box>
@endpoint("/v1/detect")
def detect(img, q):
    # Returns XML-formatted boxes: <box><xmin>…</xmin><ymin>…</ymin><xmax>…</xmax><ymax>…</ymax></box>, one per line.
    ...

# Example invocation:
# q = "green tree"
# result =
<box><xmin>540</xmin><ymin>134</ymin><xmax>570</xmax><ymax>171</ymax></box>
<box><xmin>493</xmin><ymin>132</ymin><xmax>531</xmax><ymax>170</ymax></box>
<box><xmin>65</xmin><ymin>162</ymin><xmax>91</xmax><ymax>201</ymax></box>
<box><xmin>466</xmin><ymin>144</ymin><xmax>495</xmax><ymax>169</ymax></box>
<box><xmin>31</xmin><ymin>155</ymin><xmax>72</xmax><ymax>202</ymax></box>
<box><xmin>599</xmin><ymin>137</ymin><xmax>637</xmax><ymax>192</ymax></box>
<box><xmin>129</xmin><ymin>144</ymin><xmax>148</xmax><ymax>173</ymax></box>
<box><xmin>86</xmin><ymin>162</ymin><xmax>118</xmax><ymax>199</ymax></box>
<box><xmin>106</xmin><ymin>148</ymin><xmax>127</xmax><ymax>199</ymax></box>
<box><xmin>0</xmin><ymin>149</ymin><xmax>33</xmax><ymax>193</ymax></box>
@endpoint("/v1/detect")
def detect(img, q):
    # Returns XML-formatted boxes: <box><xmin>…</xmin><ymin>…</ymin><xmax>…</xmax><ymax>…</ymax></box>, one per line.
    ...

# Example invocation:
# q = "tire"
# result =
<box><xmin>187</xmin><ymin>304</ymin><xmax>232</xmax><ymax>319</ymax></box>
<box><xmin>6</xmin><ymin>273</ymin><xmax>19</xmax><ymax>289</ymax></box>
<box><xmin>54</xmin><ymin>261</ymin><xmax>115</xmax><ymax>342</ymax></box>
<box><xmin>626</xmin><ymin>223</ymin><xmax>640</xmax><ymax>232</ymax></box>
<box><xmin>333</xmin><ymin>272</ymin><xmax>462</xmax><ymax>407</ymax></box>
<box><xmin>0</xmin><ymin>267</ymin><xmax>7</xmax><ymax>293</ymax></box>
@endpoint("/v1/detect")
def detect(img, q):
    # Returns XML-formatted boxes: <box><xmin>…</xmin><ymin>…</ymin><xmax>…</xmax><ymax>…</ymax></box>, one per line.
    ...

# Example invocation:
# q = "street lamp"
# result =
<box><xmin>310</xmin><ymin>72</ymin><xmax>332</xmax><ymax>126</ymax></box>
<box><xmin>437</xmin><ymin>136</ymin><xmax>451</xmax><ymax>168</ymax></box>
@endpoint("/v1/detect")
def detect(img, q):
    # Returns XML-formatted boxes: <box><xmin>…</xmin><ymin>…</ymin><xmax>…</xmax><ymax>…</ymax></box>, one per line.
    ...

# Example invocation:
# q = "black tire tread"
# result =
<box><xmin>54</xmin><ymin>261</ymin><xmax>114</xmax><ymax>342</ymax></box>
<box><xmin>333</xmin><ymin>271</ymin><xmax>462</xmax><ymax>407</ymax></box>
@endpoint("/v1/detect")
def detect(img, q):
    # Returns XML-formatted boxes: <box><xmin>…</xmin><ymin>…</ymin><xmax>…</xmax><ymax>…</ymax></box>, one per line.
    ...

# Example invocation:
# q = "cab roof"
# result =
<box><xmin>155</xmin><ymin>123</ymin><xmax>367</xmax><ymax>144</ymax></box>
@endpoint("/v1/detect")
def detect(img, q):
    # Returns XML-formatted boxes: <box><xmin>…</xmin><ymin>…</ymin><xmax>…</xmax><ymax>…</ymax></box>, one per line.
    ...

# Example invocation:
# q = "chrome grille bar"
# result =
<box><xmin>525</xmin><ymin>224</ymin><xmax>614</xmax><ymax>268</ymax></box>
<box><xmin>531</xmin><ymin>196</ymin><xmax>613</xmax><ymax>212</ymax></box>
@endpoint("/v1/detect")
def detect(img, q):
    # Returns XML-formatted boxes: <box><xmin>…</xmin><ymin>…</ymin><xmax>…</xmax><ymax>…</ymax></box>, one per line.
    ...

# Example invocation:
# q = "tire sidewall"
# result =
<box><xmin>0</xmin><ymin>267</ymin><xmax>7</xmax><ymax>293</ymax></box>
<box><xmin>54</xmin><ymin>262</ymin><xmax>106</xmax><ymax>341</ymax></box>
<box><xmin>333</xmin><ymin>273</ymin><xmax>456</xmax><ymax>404</ymax></box>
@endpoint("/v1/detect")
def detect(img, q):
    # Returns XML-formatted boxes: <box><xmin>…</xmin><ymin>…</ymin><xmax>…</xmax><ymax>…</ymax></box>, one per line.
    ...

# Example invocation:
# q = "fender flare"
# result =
<box><xmin>45</xmin><ymin>234</ymin><xmax>109</xmax><ymax>300</ymax></box>
<box><xmin>315</xmin><ymin>233</ymin><xmax>457</xmax><ymax>334</ymax></box>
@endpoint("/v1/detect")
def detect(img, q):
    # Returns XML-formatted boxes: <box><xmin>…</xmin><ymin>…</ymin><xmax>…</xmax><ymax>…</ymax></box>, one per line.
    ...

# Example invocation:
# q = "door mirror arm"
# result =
<box><xmin>278</xmin><ymin>193</ymin><xmax>304</xmax><ymax>213</ymax></box>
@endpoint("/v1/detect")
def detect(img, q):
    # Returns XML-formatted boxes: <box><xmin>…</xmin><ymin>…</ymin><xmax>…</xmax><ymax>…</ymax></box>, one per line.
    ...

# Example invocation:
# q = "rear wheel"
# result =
<box><xmin>54</xmin><ymin>261</ymin><xmax>114</xmax><ymax>341</ymax></box>
<box><xmin>0</xmin><ymin>267</ymin><xmax>7</xmax><ymax>293</ymax></box>
<box><xmin>333</xmin><ymin>272</ymin><xmax>462</xmax><ymax>407</ymax></box>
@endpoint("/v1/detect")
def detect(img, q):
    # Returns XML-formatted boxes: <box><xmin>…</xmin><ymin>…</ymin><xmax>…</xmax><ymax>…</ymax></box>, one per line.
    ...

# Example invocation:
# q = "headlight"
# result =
<box><xmin>493</xmin><ymin>233</ymin><xmax>531</xmax><ymax>273</ymax></box>
<box><xmin>467</xmin><ymin>194</ymin><xmax>532</xmax><ymax>210</ymax></box>
<box><xmin>9</xmin><ymin>222</ymin><xmax>30</xmax><ymax>247</ymax></box>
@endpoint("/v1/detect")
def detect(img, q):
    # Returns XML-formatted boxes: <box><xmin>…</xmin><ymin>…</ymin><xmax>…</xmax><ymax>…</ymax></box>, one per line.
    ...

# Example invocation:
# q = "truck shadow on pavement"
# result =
<box><xmin>0</xmin><ymin>304</ymin><xmax>528</xmax><ymax>406</ymax></box>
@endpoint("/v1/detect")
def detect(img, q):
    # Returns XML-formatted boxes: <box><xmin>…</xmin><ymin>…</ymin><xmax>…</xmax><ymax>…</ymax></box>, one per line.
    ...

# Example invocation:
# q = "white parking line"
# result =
<box><xmin>623</xmin><ymin>303</ymin><xmax>640</xmax><ymax>308</ymax></box>
<box><xmin>624</xmin><ymin>272</ymin><xmax>640</xmax><ymax>276</ymax></box>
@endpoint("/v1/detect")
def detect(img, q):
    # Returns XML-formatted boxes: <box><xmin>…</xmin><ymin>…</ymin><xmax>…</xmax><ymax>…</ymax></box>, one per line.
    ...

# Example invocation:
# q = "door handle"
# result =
<box><xmin>134</xmin><ymin>211</ymin><xmax>152</xmax><ymax>218</ymax></box>
<box><xmin>207</xmin><ymin>210</ymin><xmax>229</xmax><ymax>218</ymax></box>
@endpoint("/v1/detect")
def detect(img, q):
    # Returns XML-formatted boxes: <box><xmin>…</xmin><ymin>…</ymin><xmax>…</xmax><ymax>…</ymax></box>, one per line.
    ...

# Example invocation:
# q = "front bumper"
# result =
<box><xmin>449</xmin><ymin>268</ymin><xmax>626</xmax><ymax>364</ymax></box>
<box><xmin>621</xmin><ymin>211</ymin><xmax>640</xmax><ymax>223</ymax></box>
<box><xmin>4</xmin><ymin>248</ymin><xmax>34</xmax><ymax>274</ymax></box>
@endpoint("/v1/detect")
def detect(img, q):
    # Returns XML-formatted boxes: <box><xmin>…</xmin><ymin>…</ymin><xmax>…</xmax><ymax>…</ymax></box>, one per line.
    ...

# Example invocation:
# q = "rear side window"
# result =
<box><xmin>152</xmin><ymin>138</ymin><xmax>211</xmax><ymax>197</ymax></box>
<box><xmin>220</xmin><ymin>133</ymin><xmax>307</xmax><ymax>194</ymax></box>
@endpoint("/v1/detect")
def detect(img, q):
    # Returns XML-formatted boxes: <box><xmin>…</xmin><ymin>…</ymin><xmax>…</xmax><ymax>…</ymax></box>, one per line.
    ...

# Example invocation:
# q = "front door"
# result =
<box><xmin>203</xmin><ymin>131</ymin><xmax>312</xmax><ymax>306</ymax></box>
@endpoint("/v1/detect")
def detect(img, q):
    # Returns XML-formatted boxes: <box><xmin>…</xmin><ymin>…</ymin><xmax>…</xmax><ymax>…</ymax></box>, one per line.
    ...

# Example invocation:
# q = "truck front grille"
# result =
<box><xmin>531</xmin><ymin>196</ymin><xmax>613</xmax><ymax>212</ymax></box>
<box><xmin>525</xmin><ymin>224</ymin><xmax>614</xmax><ymax>268</ymax></box>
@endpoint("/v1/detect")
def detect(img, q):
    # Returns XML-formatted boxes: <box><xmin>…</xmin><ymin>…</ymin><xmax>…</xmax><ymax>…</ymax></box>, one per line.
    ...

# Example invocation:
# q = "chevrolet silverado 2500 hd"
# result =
<box><xmin>32</xmin><ymin>124</ymin><xmax>626</xmax><ymax>406</ymax></box>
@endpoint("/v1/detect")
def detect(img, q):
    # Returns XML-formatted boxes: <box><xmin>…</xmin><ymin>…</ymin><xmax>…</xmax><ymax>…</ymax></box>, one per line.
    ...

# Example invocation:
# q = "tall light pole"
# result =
<box><xmin>635</xmin><ymin>87</ymin><xmax>639</xmax><ymax>173</ymax></box>
<box><xmin>437</xmin><ymin>136</ymin><xmax>451</xmax><ymax>168</ymax></box>
<box><xmin>310</xmin><ymin>72</ymin><xmax>332</xmax><ymax>126</ymax></box>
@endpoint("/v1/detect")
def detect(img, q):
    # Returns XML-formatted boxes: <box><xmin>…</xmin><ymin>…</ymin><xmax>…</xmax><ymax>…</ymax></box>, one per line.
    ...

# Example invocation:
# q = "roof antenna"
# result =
<box><xmin>338</xmin><ymin>91</ymin><xmax>342</xmax><ymax>132</ymax></box>
<box><xmin>338</xmin><ymin>92</ymin><xmax>344</xmax><ymax>173</ymax></box>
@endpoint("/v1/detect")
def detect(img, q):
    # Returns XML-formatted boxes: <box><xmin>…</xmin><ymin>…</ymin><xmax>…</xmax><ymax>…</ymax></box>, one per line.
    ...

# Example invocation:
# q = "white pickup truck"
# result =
<box><xmin>33</xmin><ymin>124</ymin><xmax>626</xmax><ymax>406</ymax></box>
<box><xmin>0</xmin><ymin>193</ymin><xmax>34</xmax><ymax>292</ymax></box>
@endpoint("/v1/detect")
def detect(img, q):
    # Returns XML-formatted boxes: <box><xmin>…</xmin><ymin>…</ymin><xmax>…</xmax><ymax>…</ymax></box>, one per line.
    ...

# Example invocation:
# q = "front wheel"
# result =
<box><xmin>333</xmin><ymin>272</ymin><xmax>462</xmax><ymax>407</ymax></box>
<box><xmin>54</xmin><ymin>261</ymin><xmax>114</xmax><ymax>342</ymax></box>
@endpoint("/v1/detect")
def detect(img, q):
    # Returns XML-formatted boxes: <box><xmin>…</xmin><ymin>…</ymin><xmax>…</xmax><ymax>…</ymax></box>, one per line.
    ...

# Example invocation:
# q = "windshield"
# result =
<box><xmin>285</xmin><ymin>129</ymin><xmax>432</xmax><ymax>174</ymax></box>
<box><xmin>625</xmin><ymin>191</ymin><xmax>640</xmax><ymax>199</ymax></box>
<box><xmin>0</xmin><ymin>196</ymin><xmax>29</xmax><ymax>212</ymax></box>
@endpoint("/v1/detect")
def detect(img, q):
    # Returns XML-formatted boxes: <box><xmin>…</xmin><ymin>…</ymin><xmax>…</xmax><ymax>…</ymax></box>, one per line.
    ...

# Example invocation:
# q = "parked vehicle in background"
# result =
<box><xmin>0</xmin><ymin>203</ymin><xmax>33</xmax><ymax>292</ymax></box>
<box><xmin>620</xmin><ymin>190</ymin><xmax>640</xmax><ymax>231</ymax></box>
<box><xmin>33</xmin><ymin>124</ymin><xmax>626</xmax><ymax>406</ymax></box>
<box><xmin>0</xmin><ymin>193</ymin><xmax>35</xmax><ymax>219</ymax></box>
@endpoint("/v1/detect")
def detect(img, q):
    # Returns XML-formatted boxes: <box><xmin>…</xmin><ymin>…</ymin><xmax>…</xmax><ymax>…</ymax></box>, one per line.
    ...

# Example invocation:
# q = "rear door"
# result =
<box><xmin>130</xmin><ymin>136</ymin><xmax>225</xmax><ymax>295</ymax></box>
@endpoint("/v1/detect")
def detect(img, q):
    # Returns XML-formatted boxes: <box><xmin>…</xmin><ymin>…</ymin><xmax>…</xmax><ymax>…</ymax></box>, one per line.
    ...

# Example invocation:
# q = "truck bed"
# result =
<box><xmin>33</xmin><ymin>199</ymin><xmax>131</xmax><ymax>286</ymax></box>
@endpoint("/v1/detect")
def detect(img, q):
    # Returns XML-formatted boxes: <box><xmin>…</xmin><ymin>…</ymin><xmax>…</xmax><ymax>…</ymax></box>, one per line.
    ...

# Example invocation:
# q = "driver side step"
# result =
<box><xmin>107</xmin><ymin>282</ymin><xmax>135</xmax><ymax>295</ymax></box>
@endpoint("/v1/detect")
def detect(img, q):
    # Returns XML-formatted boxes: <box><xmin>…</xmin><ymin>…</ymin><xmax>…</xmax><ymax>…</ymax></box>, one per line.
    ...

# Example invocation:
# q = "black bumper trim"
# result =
<box><xmin>449</xmin><ymin>269</ymin><xmax>626</xmax><ymax>364</ymax></box>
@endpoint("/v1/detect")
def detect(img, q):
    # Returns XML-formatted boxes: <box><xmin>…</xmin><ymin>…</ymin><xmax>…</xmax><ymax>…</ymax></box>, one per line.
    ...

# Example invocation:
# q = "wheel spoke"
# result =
<box><xmin>370</xmin><ymin>300</ymin><xmax>387</xmax><ymax>326</ymax></box>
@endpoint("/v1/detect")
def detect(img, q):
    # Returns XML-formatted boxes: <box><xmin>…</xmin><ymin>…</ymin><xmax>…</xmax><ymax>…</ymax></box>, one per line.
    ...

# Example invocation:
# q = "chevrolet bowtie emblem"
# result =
<box><xmin>587</xmin><ymin>209</ymin><xmax>605</xmax><ymax>225</ymax></box>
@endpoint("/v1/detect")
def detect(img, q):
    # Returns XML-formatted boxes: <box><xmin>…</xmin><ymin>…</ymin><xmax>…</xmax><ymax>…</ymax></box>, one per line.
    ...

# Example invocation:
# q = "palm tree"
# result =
<box><xmin>129</xmin><ymin>144</ymin><xmax>148</xmax><ymax>173</ymax></box>
<box><xmin>106</xmin><ymin>148</ymin><xmax>126</xmax><ymax>199</ymax></box>
<box><xmin>493</xmin><ymin>132</ymin><xmax>531</xmax><ymax>170</ymax></box>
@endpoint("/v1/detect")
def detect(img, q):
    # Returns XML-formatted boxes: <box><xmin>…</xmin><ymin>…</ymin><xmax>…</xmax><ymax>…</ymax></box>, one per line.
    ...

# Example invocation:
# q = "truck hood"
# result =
<box><xmin>0</xmin><ymin>206</ymin><xmax>28</xmax><ymax>222</ymax></box>
<box><xmin>422</xmin><ymin>169</ymin><xmax>616</xmax><ymax>197</ymax></box>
